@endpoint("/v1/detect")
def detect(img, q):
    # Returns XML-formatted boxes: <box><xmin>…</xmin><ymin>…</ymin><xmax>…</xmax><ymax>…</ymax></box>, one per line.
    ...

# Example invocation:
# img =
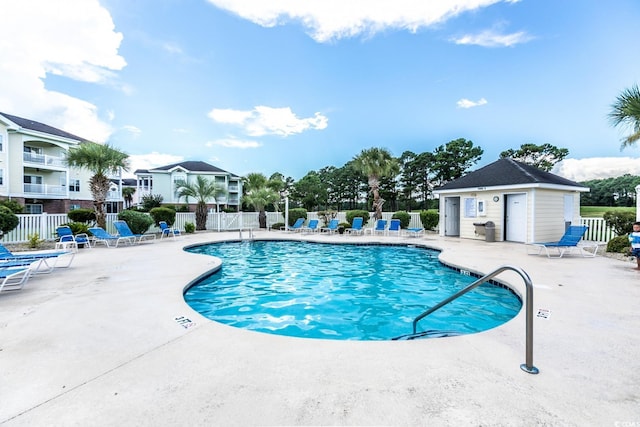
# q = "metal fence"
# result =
<box><xmin>0</xmin><ymin>212</ymin><xmax>616</xmax><ymax>244</ymax></box>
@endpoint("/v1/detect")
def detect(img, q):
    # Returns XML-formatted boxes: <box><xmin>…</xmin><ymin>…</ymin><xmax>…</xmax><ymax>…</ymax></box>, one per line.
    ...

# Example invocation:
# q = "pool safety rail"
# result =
<box><xmin>412</xmin><ymin>265</ymin><xmax>539</xmax><ymax>375</ymax></box>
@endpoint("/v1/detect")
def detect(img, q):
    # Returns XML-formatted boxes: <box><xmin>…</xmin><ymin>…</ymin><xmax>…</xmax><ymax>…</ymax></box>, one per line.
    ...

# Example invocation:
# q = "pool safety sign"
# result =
<box><xmin>174</xmin><ymin>315</ymin><xmax>196</xmax><ymax>329</ymax></box>
<box><xmin>536</xmin><ymin>309</ymin><xmax>550</xmax><ymax>319</ymax></box>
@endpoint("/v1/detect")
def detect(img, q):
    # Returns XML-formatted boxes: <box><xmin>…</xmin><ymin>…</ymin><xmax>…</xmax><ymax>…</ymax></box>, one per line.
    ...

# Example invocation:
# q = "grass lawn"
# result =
<box><xmin>581</xmin><ymin>206</ymin><xmax>636</xmax><ymax>217</ymax></box>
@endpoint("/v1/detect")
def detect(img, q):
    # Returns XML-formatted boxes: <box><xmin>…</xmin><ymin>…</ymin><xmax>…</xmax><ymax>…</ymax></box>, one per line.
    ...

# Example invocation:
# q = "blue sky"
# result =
<box><xmin>1</xmin><ymin>0</ymin><xmax>640</xmax><ymax>181</ymax></box>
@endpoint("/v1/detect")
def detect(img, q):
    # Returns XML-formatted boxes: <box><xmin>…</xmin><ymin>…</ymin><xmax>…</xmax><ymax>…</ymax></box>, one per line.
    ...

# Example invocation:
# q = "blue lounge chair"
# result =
<box><xmin>302</xmin><ymin>219</ymin><xmax>320</xmax><ymax>234</ymax></box>
<box><xmin>387</xmin><ymin>219</ymin><xmax>401</xmax><ymax>236</ymax></box>
<box><xmin>526</xmin><ymin>225</ymin><xmax>590</xmax><ymax>258</ymax></box>
<box><xmin>403</xmin><ymin>227</ymin><xmax>425</xmax><ymax>238</ymax></box>
<box><xmin>56</xmin><ymin>225</ymin><xmax>91</xmax><ymax>251</ymax></box>
<box><xmin>113</xmin><ymin>220</ymin><xmax>156</xmax><ymax>244</ymax></box>
<box><xmin>0</xmin><ymin>266</ymin><xmax>33</xmax><ymax>293</ymax></box>
<box><xmin>320</xmin><ymin>219</ymin><xmax>340</xmax><ymax>234</ymax></box>
<box><xmin>281</xmin><ymin>218</ymin><xmax>305</xmax><ymax>232</ymax></box>
<box><xmin>368</xmin><ymin>219</ymin><xmax>387</xmax><ymax>236</ymax></box>
<box><xmin>346</xmin><ymin>217</ymin><xmax>364</xmax><ymax>235</ymax></box>
<box><xmin>159</xmin><ymin>221</ymin><xmax>181</xmax><ymax>239</ymax></box>
<box><xmin>0</xmin><ymin>243</ymin><xmax>75</xmax><ymax>269</ymax></box>
<box><xmin>89</xmin><ymin>227</ymin><xmax>131</xmax><ymax>248</ymax></box>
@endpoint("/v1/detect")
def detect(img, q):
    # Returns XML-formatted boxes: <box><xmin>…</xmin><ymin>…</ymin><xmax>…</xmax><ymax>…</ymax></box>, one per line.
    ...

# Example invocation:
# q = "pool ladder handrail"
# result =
<box><xmin>238</xmin><ymin>228</ymin><xmax>254</xmax><ymax>240</ymax></box>
<box><xmin>412</xmin><ymin>265</ymin><xmax>539</xmax><ymax>375</ymax></box>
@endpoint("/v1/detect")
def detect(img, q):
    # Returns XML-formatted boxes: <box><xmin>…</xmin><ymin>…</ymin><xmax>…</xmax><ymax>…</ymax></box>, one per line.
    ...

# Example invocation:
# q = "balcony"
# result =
<box><xmin>228</xmin><ymin>185</ymin><xmax>239</xmax><ymax>192</ymax></box>
<box><xmin>24</xmin><ymin>183</ymin><xmax>67</xmax><ymax>197</ymax></box>
<box><xmin>23</xmin><ymin>152</ymin><xmax>66</xmax><ymax>168</ymax></box>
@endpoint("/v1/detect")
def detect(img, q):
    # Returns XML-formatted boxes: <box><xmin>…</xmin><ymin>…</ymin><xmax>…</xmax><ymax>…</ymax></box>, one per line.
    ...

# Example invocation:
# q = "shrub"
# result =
<box><xmin>391</xmin><ymin>211</ymin><xmax>411</xmax><ymax>229</ymax></box>
<box><xmin>67</xmin><ymin>208</ymin><xmax>96</xmax><ymax>224</ymax></box>
<box><xmin>286</xmin><ymin>208</ymin><xmax>307</xmax><ymax>227</ymax></box>
<box><xmin>0</xmin><ymin>206</ymin><xmax>20</xmax><ymax>238</ymax></box>
<box><xmin>63</xmin><ymin>221</ymin><xmax>90</xmax><ymax>235</ymax></box>
<box><xmin>149</xmin><ymin>207</ymin><xmax>177</xmax><ymax>226</ymax></box>
<box><xmin>345</xmin><ymin>210</ymin><xmax>370</xmax><ymax>226</ymax></box>
<box><xmin>0</xmin><ymin>199</ymin><xmax>23</xmax><ymax>214</ymax></box>
<box><xmin>607</xmin><ymin>235</ymin><xmax>630</xmax><ymax>253</ymax></box>
<box><xmin>420</xmin><ymin>209</ymin><xmax>439</xmax><ymax>230</ymax></box>
<box><xmin>140</xmin><ymin>194</ymin><xmax>164</xmax><ymax>211</ymax></box>
<box><xmin>117</xmin><ymin>210</ymin><xmax>154</xmax><ymax>234</ymax></box>
<box><xmin>603</xmin><ymin>211</ymin><xmax>636</xmax><ymax>236</ymax></box>
<box><xmin>27</xmin><ymin>233</ymin><xmax>44</xmax><ymax>249</ymax></box>
<box><xmin>271</xmin><ymin>222</ymin><xmax>285</xmax><ymax>231</ymax></box>
<box><xmin>184</xmin><ymin>222</ymin><xmax>195</xmax><ymax>233</ymax></box>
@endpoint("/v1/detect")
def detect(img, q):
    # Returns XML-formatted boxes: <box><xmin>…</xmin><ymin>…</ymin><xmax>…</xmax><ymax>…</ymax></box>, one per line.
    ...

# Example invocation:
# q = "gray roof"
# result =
<box><xmin>135</xmin><ymin>161</ymin><xmax>240</xmax><ymax>177</ymax></box>
<box><xmin>0</xmin><ymin>112</ymin><xmax>86</xmax><ymax>142</ymax></box>
<box><xmin>435</xmin><ymin>158</ymin><xmax>586</xmax><ymax>191</ymax></box>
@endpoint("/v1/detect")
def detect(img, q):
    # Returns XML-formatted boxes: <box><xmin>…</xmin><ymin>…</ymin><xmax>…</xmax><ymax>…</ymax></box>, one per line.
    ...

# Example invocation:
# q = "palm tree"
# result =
<box><xmin>65</xmin><ymin>142</ymin><xmax>129</xmax><ymax>229</ymax></box>
<box><xmin>122</xmin><ymin>187</ymin><xmax>135</xmax><ymax>209</ymax></box>
<box><xmin>243</xmin><ymin>173</ymin><xmax>280</xmax><ymax>228</ymax></box>
<box><xmin>352</xmin><ymin>148</ymin><xmax>399</xmax><ymax>220</ymax></box>
<box><xmin>609</xmin><ymin>84</ymin><xmax>640</xmax><ymax>149</ymax></box>
<box><xmin>175</xmin><ymin>176</ymin><xmax>225</xmax><ymax>230</ymax></box>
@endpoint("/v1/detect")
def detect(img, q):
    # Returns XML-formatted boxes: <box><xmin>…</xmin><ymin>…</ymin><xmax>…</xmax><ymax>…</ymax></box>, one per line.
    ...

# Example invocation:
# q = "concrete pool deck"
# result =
<box><xmin>0</xmin><ymin>230</ymin><xmax>638</xmax><ymax>426</ymax></box>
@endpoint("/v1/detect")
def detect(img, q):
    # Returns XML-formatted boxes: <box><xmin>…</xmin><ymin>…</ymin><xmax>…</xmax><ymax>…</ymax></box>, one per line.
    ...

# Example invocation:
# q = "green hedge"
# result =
<box><xmin>345</xmin><ymin>210</ymin><xmax>370</xmax><ymax>226</ymax></box>
<box><xmin>117</xmin><ymin>210</ymin><xmax>154</xmax><ymax>234</ymax></box>
<box><xmin>391</xmin><ymin>211</ymin><xmax>411</xmax><ymax>228</ymax></box>
<box><xmin>420</xmin><ymin>210</ymin><xmax>439</xmax><ymax>230</ymax></box>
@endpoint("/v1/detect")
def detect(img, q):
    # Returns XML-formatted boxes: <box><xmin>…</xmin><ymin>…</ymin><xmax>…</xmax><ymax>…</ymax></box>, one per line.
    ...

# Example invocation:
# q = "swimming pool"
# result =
<box><xmin>184</xmin><ymin>240</ymin><xmax>521</xmax><ymax>341</ymax></box>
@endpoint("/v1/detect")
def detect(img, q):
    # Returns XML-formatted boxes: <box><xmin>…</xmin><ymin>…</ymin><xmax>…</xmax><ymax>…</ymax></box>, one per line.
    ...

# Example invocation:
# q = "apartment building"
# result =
<box><xmin>134</xmin><ymin>161</ymin><xmax>243</xmax><ymax>211</ymax></box>
<box><xmin>0</xmin><ymin>112</ymin><xmax>123</xmax><ymax>214</ymax></box>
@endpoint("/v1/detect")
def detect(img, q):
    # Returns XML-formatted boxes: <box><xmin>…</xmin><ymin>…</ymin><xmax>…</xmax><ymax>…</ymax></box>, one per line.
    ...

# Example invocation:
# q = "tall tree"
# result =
<box><xmin>175</xmin><ymin>176</ymin><xmax>225</xmax><ymax>230</ymax></box>
<box><xmin>351</xmin><ymin>147</ymin><xmax>399</xmax><ymax>219</ymax></box>
<box><xmin>500</xmin><ymin>143</ymin><xmax>569</xmax><ymax>172</ymax></box>
<box><xmin>432</xmin><ymin>138</ymin><xmax>483</xmax><ymax>186</ymax></box>
<box><xmin>609</xmin><ymin>84</ymin><xmax>640</xmax><ymax>149</ymax></box>
<box><xmin>243</xmin><ymin>172</ymin><xmax>280</xmax><ymax>228</ymax></box>
<box><xmin>292</xmin><ymin>171</ymin><xmax>328</xmax><ymax>211</ymax></box>
<box><xmin>65</xmin><ymin>142</ymin><xmax>129</xmax><ymax>229</ymax></box>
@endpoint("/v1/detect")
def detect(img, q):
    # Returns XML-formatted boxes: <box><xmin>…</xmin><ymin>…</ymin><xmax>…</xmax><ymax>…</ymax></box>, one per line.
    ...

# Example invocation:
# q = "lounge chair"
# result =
<box><xmin>346</xmin><ymin>217</ymin><xmax>364</xmax><ymax>235</ymax></box>
<box><xmin>320</xmin><ymin>219</ymin><xmax>340</xmax><ymax>234</ymax></box>
<box><xmin>159</xmin><ymin>221</ymin><xmax>181</xmax><ymax>239</ymax></box>
<box><xmin>113</xmin><ymin>220</ymin><xmax>156</xmax><ymax>244</ymax></box>
<box><xmin>281</xmin><ymin>218</ymin><xmax>305</xmax><ymax>232</ymax></box>
<box><xmin>301</xmin><ymin>219</ymin><xmax>320</xmax><ymax>234</ymax></box>
<box><xmin>0</xmin><ymin>258</ymin><xmax>50</xmax><ymax>275</ymax></box>
<box><xmin>0</xmin><ymin>266</ymin><xmax>33</xmax><ymax>293</ymax></box>
<box><xmin>89</xmin><ymin>227</ymin><xmax>131</xmax><ymax>248</ymax></box>
<box><xmin>367</xmin><ymin>219</ymin><xmax>387</xmax><ymax>235</ymax></box>
<box><xmin>403</xmin><ymin>227</ymin><xmax>425</xmax><ymax>238</ymax></box>
<box><xmin>387</xmin><ymin>219</ymin><xmax>402</xmax><ymax>236</ymax></box>
<box><xmin>526</xmin><ymin>225</ymin><xmax>591</xmax><ymax>258</ymax></box>
<box><xmin>56</xmin><ymin>225</ymin><xmax>91</xmax><ymax>252</ymax></box>
<box><xmin>0</xmin><ymin>243</ymin><xmax>75</xmax><ymax>269</ymax></box>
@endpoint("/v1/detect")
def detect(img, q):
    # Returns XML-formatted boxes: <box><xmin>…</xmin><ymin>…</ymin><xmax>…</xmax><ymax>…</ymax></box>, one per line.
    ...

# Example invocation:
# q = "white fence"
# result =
<box><xmin>0</xmin><ymin>212</ymin><xmax>616</xmax><ymax>244</ymax></box>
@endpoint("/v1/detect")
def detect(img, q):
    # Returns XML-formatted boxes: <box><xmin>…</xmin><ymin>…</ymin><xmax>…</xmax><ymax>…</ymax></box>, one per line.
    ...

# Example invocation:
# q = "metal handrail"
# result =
<box><xmin>412</xmin><ymin>265</ymin><xmax>539</xmax><ymax>374</ymax></box>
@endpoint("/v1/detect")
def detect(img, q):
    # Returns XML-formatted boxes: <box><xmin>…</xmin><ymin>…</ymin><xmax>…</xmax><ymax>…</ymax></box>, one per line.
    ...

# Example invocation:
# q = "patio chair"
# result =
<box><xmin>346</xmin><ymin>217</ymin><xmax>364</xmax><ymax>235</ymax></box>
<box><xmin>56</xmin><ymin>225</ymin><xmax>91</xmax><ymax>252</ymax></box>
<box><xmin>403</xmin><ymin>227</ymin><xmax>425</xmax><ymax>238</ymax></box>
<box><xmin>320</xmin><ymin>219</ymin><xmax>340</xmax><ymax>234</ymax></box>
<box><xmin>89</xmin><ymin>227</ymin><xmax>131</xmax><ymax>248</ymax></box>
<box><xmin>387</xmin><ymin>219</ymin><xmax>402</xmax><ymax>236</ymax></box>
<box><xmin>367</xmin><ymin>219</ymin><xmax>387</xmax><ymax>236</ymax></box>
<box><xmin>301</xmin><ymin>219</ymin><xmax>320</xmax><ymax>234</ymax></box>
<box><xmin>159</xmin><ymin>221</ymin><xmax>181</xmax><ymax>239</ymax></box>
<box><xmin>113</xmin><ymin>220</ymin><xmax>156</xmax><ymax>244</ymax></box>
<box><xmin>526</xmin><ymin>225</ymin><xmax>590</xmax><ymax>258</ymax></box>
<box><xmin>0</xmin><ymin>266</ymin><xmax>34</xmax><ymax>293</ymax></box>
<box><xmin>281</xmin><ymin>218</ymin><xmax>305</xmax><ymax>232</ymax></box>
<box><xmin>0</xmin><ymin>243</ymin><xmax>75</xmax><ymax>269</ymax></box>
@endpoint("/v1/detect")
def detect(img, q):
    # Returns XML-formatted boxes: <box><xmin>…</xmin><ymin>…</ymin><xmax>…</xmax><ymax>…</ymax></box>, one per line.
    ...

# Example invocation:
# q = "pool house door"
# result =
<box><xmin>505</xmin><ymin>193</ymin><xmax>527</xmax><ymax>242</ymax></box>
<box><xmin>444</xmin><ymin>197</ymin><xmax>460</xmax><ymax>236</ymax></box>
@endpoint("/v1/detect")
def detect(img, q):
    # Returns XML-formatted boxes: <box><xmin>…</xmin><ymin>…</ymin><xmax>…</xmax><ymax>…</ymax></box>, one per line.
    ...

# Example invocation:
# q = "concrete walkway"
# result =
<box><xmin>0</xmin><ymin>231</ymin><xmax>638</xmax><ymax>426</ymax></box>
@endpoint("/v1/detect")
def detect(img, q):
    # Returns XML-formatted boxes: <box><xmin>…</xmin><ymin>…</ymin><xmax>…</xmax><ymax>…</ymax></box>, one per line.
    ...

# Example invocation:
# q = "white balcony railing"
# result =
<box><xmin>23</xmin><ymin>183</ymin><xmax>67</xmax><ymax>196</ymax></box>
<box><xmin>23</xmin><ymin>152</ymin><xmax>66</xmax><ymax>168</ymax></box>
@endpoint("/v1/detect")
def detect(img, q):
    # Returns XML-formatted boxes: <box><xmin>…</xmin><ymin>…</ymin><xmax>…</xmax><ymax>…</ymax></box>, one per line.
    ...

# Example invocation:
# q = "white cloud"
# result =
<box><xmin>553</xmin><ymin>157</ymin><xmax>640</xmax><ymax>182</ymax></box>
<box><xmin>208</xmin><ymin>106</ymin><xmax>328</xmax><ymax>136</ymax></box>
<box><xmin>451</xmin><ymin>30</ymin><xmax>533</xmax><ymax>47</ymax></box>
<box><xmin>206</xmin><ymin>138</ymin><xmax>263</xmax><ymax>149</ymax></box>
<box><xmin>125</xmin><ymin>152</ymin><xmax>184</xmax><ymax>177</ymax></box>
<box><xmin>0</xmin><ymin>0</ymin><xmax>125</xmax><ymax>142</ymax></box>
<box><xmin>457</xmin><ymin>98</ymin><xmax>488</xmax><ymax>109</ymax></box>
<box><xmin>206</xmin><ymin>0</ymin><xmax>515</xmax><ymax>42</ymax></box>
<box><xmin>122</xmin><ymin>125</ymin><xmax>142</xmax><ymax>137</ymax></box>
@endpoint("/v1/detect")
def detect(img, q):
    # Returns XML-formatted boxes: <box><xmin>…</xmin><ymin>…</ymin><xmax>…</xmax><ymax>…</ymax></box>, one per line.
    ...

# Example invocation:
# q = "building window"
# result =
<box><xmin>24</xmin><ymin>204</ymin><xmax>43</xmax><ymax>214</ymax></box>
<box><xmin>105</xmin><ymin>202</ymin><xmax>119</xmax><ymax>214</ymax></box>
<box><xmin>173</xmin><ymin>174</ymin><xmax>186</xmax><ymax>199</ymax></box>
<box><xmin>0</xmin><ymin>168</ymin><xmax>3</xmax><ymax>186</ymax></box>
<box><xmin>69</xmin><ymin>179</ymin><xmax>81</xmax><ymax>192</ymax></box>
<box><xmin>70</xmin><ymin>204</ymin><xmax>81</xmax><ymax>211</ymax></box>
<box><xmin>0</xmin><ymin>134</ymin><xmax>3</xmax><ymax>151</ymax></box>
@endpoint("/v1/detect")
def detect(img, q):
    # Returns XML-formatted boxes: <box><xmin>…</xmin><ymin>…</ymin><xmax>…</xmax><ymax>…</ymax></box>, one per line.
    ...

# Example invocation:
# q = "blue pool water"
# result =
<box><xmin>184</xmin><ymin>241</ymin><xmax>521</xmax><ymax>341</ymax></box>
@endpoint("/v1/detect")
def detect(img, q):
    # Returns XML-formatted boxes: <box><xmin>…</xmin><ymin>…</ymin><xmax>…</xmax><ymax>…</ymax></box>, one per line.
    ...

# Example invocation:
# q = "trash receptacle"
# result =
<box><xmin>485</xmin><ymin>221</ymin><xmax>495</xmax><ymax>242</ymax></box>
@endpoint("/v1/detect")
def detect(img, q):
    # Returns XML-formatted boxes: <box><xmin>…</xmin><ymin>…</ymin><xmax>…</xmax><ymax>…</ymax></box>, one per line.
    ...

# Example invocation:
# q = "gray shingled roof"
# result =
<box><xmin>136</xmin><ymin>161</ymin><xmax>239</xmax><ymax>177</ymax></box>
<box><xmin>435</xmin><ymin>158</ymin><xmax>586</xmax><ymax>191</ymax></box>
<box><xmin>0</xmin><ymin>112</ymin><xmax>86</xmax><ymax>142</ymax></box>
